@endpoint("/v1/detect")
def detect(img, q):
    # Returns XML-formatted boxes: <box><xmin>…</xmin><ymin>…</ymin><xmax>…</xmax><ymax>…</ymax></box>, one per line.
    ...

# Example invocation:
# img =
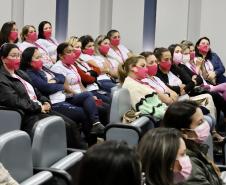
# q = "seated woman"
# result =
<box><xmin>118</xmin><ymin>55</ymin><xmax>167</xmax><ymax>122</ymax></box>
<box><xmin>19</xmin><ymin>25</ymin><xmax>53</xmax><ymax>68</ymax></box>
<box><xmin>195</xmin><ymin>36</ymin><xmax>226</xmax><ymax>84</ymax></box>
<box><xmin>140</xmin><ymin>51</ymin><xmax>178</xmax><ymax>105</ymax></box>
<box><xmin>163</xmin><ymin>100</ymin><xmax>225</xmax><ymax>185</ymax></box>
<box><xmin>94</xmin><ymin>35</ymin><xmax>119</xmax><ymax>80</ymax></box>
<box><xmin>0</xmin><ymin>43</ymin><xmax>83</xmax><ymax>148</ymax></box>
<box><xmin>36</xmin><ymin>21</ymin><xmax>58</xmax><ymax>66</ymax></box>
<box><xmin>20</xmin><ymin>46</ymin><xmax>105</xmax><ymax>141</ymax></box>
<box><xmin>79</xmin><ymin>35</ymin><xmax>116</xmax><ymax>93</ymax></box>
<box><xmin>50</xmin><ymin>42</ymin><xmax>108</xmax><ymax>128</ymax></box>
<box><xmin>181</xmin><ymin>42</ymin><xmax>226</xmax><ymax>102</ymax></box>
<box><xmin>107</xmin><ymin>29</ymin><xmax>132</xmax><ymax>63</ymax></box>
<box><xmin>138</xmin><ymin>127</ymin><xmax>192</xmax><ymax>185</ymax></box>
<box><xmin>68</xmin><ymin>36</ymin><xmax>111</xmax><ymax>104</ymax></box>
<box><xmin>78</xmin><ymin>141</ymin><xmax>141</xmax><ymax>185</ymax></box>
<box><xmin>0</xmin><ymin>21</ymin><xmax>19</xmax><ymax>46</ymax></box>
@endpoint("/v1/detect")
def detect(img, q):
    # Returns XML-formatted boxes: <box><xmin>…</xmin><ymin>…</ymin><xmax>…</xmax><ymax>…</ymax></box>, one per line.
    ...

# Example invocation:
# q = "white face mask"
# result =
<box><xmin>182</xmin><ymin>54</ymin><xmax>190</xmax><ymax>64</ymax></box>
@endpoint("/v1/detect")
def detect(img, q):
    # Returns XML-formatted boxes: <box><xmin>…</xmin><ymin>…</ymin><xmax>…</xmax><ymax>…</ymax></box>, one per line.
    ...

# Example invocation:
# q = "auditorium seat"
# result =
<box><xmin>105</xmin><ymin>88</ymin><xmax>154</xmax><ymax>145</ymax></box>
<box><xmin>31</xmin><ymin>116</ymin><xmax>84</xmax><ymax>185</ymax></box>
<box><xmin>0</xmin><ymin>130</ymin><xmax>53</xmax><ymax>185</ymax></box>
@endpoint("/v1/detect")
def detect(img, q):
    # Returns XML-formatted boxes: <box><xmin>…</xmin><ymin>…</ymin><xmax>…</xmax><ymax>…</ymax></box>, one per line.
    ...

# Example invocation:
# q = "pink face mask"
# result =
<box><xmin>31</xmin><ymin>60</ymin><xmax>43</xmax><ymax>71</ymax></box>
<box><xmin>43</xmin><ymin>30</ymin><xmax>52</xmax><ymax>39</ymax></box>
<box><xmin>83</xmin><ymin>48</ymin><xmax>94</xmax><ymax>56</ymax></box>
<box><xmin>110</xmin><ymin>38</ymin><xmax>120</xmax><ymax>47</ymax></box>
<box><xmin>190</xmin><ymin>52</ymin><xmax>195</xmax><ymax>61</ymax></box>
<box><xmin>27</xmin><ymin>32</ymin><xmax>38</xmax><ymax>43</ymax></box>
<box><xmin>173</xmin><ymin>52</ymin><xmax>183</xmax><ymax>65</ymax></box>
<box><xmin>133</xmin><ymin>66</ymin><xmax>148</xmax><ymax>80</ymax></box>
<box><xmin>4</xmin><ymin>58</ymin><xmax>20</xmax><ymax>70</ymax></box>
<box><xmin>198</xmin><ymin>45</ymin><xmax>209</xmax><ymax>54</ymax></box>
<box><xmin>147</xmin><ymin>64</ymin><xmax>158</xmax><ymax>76</ymax></box>
<box><xmin>159</xmin><ymin>60</ymin><xmax>172</xmax><ymax>71</ymax></box>
<box><xmin>63</xmin><ymin>53</ymin><xmax>75</xmax><ymax>66</ymax></box>
<box><xmin>193</xmin><ymin>120</ymin><xmax>210</xmax><ymax>143</ymax></box>
<box><xmin>99</xmin><ymin>45</ymin><xmax>110</xmax><ymax>55</ymax></box>
<box><xmin>174</xmin><ymin>155</ymin><xmax>192</xmax><ymax>184</ymax></box>
<box><xmin>74</xmin><ymin>49</ymin><xmax>82</xmax><ymax>59</ymax></box>
<box><xmin>9</xmin><ymin>31</ymin><xmax>18</xmax><ymax>42</ymax></box>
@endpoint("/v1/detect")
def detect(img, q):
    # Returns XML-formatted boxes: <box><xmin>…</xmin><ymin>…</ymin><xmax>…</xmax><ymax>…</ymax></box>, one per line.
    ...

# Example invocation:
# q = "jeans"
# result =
<box><xmin>66</xmin><ymin>91</ymin><xmax>100</xmax><ymax>125</ymax></box>
<box><xmin>97</xmin><ymin>79</ymin><xmax>116</xmax><ymax>93</ymax></box>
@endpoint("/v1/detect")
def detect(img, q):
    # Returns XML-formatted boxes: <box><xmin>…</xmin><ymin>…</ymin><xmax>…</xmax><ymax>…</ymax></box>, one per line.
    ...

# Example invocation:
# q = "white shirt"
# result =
<box><xmin>42</xmin><ymin>71</ymin><xmax>66</xmax><ymax>104</ymax></box>
<box><xmin>108</xmin><ymin>44</ymin><xmax>130</xmax><ymax>63</ymax></box>
<box><xmin>36</xmin><ymin>38</ymin><xmax>58</xmax><ymax>62</ymax></box>
<box><xmin>80</xmin><ymin>54</ymin><xmax>111</xmax><ymax>81</ymax></box>
<box><xmin>167</xmin><ymin>71</ymin><xmax>182</xmax><ymax>86</ymax></box>
<box><xmin>51</xmin><ymin>60</ymin><xmax>82</xmax><ymax>93</ymax></box>
<box><xmin>142</xmin><ymin>76</ymin><xmax>168</xmax><ymax>93</ymax></box>
<box><xmin>19</xmin><ymin>41</ymin><xmax>53</xmax><ymax>69</ymax></box>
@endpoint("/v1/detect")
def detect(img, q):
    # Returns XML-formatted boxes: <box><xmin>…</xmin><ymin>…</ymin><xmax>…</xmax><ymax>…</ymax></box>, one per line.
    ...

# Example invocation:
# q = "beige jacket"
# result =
<box><xmin>0</xmin><ymin>163</ymin><xmax>19</xmax><ymax>185</ymax></box>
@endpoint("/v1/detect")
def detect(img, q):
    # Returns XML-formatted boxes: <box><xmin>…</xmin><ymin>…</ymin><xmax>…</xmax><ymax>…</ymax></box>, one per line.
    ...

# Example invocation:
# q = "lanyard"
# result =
<box><xmin>13</xmin><ymin>74</ymin><xmax>37</xmax><ymax>100</ymax></box>
<box><xmin>114</xmin><ymin>47</ymin><xmax>125</xmax><ymax>62</ymax></box>
<box><xmin>34</xmin><ymin>42</ymin><xmax>49</xmax><ymax>54</ymax></box>
<box><xmin>150</xmin><ymin>77</ymin><xmax>166</xmax><ymax>93</ymax></box>
<box><xmin>63</xmin><ymin>63</ymin><xmax>81</xmax><ymax>83</ymax></box>
<box><xmin>47</xmin><ymin>38</ymin><xmax>58</xmax><ymax>46</ymax></box>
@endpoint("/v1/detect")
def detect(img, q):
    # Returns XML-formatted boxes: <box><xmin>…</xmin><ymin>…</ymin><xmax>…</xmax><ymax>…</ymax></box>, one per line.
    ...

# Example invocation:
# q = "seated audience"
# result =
<box><xmin>163</xmin><ymin>101</ymin><xmax>225</xmax><ymax>184</ymax></box>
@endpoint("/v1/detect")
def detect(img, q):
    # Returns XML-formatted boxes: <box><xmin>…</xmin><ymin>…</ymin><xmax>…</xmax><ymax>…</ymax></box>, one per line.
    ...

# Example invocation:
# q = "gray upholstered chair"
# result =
<box><xmin>31</xmin><ymin>116</ymin><xmax>84</xmax><ymax>184</ymax></box>
<box><xmin>0</xmin><ymin>106</ymin><xmax>22</xmax><ymax>135</ymax></box>
<box><xmin>0</xmin><ymin>130</ymin><xmax>52</xmax><ymax>185</ymax></box>
<box><xmin>106</xmin><ymin>88</ymin><xmax>154</xmax><ymax>145</ymax></box>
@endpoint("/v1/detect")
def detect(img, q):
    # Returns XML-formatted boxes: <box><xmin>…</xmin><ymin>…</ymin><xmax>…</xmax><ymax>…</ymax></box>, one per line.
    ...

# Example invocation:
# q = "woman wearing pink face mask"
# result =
<box><xmin>164</xmin><ymin>100</ymin><xmax>225</xmax><ymax>185</ymax></box>
<box><xmin>139</xmin><ymin>127</ymin><xmax>192</xmax><ymax>185</ymax></box>
<box><xmin>36</xmin><ymin>21</ymin><xmax>58</xmax><ymax>67</ymax></box>
<box><xmin>107</xmin><ymin>29</ymin><xmax>132</xmax><ymax>63</ymax></box>
<box><xmin>0</xmin><ymin>43</ymin><xmax>88</xmax><ymax>148</ymax></box>
<box><xmin>140</xmin><ymin>51</ymin><xmax>178</xmax><ymax>105</ymax></box>
<box><xmin>0</xmin><ymin>21</ymin><xmax>18</xmax><ymax>46</ymax></box>
<box><xmin>195</xmin><ymin>37</ymin><xmax>226</xmax><ymax>84</ymax></box>
<box><xmin>51</xmin><ymin>42</ymin><xmax>108</xmax><ymax>135</ymax></box>
<box><xmin>68</xmin><ymin>36</ymin><xmax>111</xmax><ymax>104</ymax></box>
<box><xmin>19</xmin><ymin>25</ymin><xmax>53</xmax><ymax>69</ymax></box>
<box><xmin>118</xmin><ymin>55</ymin><xmax>167</xmax><ymax>121</ymax></box>
<box><xmin>94</xmin><ymin>35</ymin><xmax>119</xmax><ymax>79</ymax></box>
<box><xmin>79</xmin><ymin>35</ymin><xmax>116</xmax><ymax>93</ymax></box>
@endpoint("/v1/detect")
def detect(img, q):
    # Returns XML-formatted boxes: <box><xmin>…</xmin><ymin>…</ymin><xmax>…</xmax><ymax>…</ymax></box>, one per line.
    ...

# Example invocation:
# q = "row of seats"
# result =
<box><xmin>0</xmin><ymin>116</ymin><xmax>83</xmax><ymax>185</ymax></box>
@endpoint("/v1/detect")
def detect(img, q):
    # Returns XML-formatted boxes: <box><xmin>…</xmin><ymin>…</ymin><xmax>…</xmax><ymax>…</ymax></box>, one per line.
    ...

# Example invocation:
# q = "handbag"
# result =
<box><xmin>122</xmin><ymin>109</ymin><xmax>141</xmax><ymax>124</ymax></box>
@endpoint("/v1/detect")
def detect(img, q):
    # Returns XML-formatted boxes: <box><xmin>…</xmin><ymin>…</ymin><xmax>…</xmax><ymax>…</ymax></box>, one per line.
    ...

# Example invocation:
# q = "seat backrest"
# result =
<box><xmin>0</xmin><ymin>110</ymin><xmax>21</xmax><ymax>135</ymax></box>
<box><xmin>0</xmin><ymin>130</ymin><xmax>33</xmax><ymax>182</ymax></box>
<box><xmin>110</xmin><ymin>88</ymin><xmax>131</xmax><ymax>124</ymax></box>
<box><xmin>32</xmin><ymin>116</ymin><xmax>67</xmax><ymax>168</ymax></box>
<box><xmin>105</xmin><ymin>124</ymin><xmax>140</xmax><ymax>146</ymax></box>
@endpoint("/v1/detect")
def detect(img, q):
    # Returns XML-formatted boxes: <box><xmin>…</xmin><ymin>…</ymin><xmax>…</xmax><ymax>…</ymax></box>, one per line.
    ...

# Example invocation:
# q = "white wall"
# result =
<box><xmin>24</xmin><ymin>0</ymin><xmax>56</xmax><ymax>36</ymax></box>
<box><xmin>68</xmin><ymin>0</ymin><xmax>101</xmax><ymax>39</ymax></box>
<box><xmin>0</xmin><ymin>0</ymin><xmax>13</xmax><ymax>28</ymax></box>
<box><xmin>112</xmin><ymin>0</ymin><xmax>145</xmax><ymax>53</ymax></box>
<box><xmin>155</xmin><ymin>0</ymin><xmax>189</xmax><ymax>48</ymax></box>
<box><xmin>200</xmin><ymin>0</ymin><xmax>226</xmax><ymax>66</ymax></box>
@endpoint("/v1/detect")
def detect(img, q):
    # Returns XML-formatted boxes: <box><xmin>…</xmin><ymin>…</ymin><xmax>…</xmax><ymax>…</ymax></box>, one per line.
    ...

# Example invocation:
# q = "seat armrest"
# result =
<box><xmin>20</xmin><ymin>171</ymin><xmax>53</xmax><ymax>185</ymax></box>
<box><xmin>34</xmin><ymin>167</ymin><xmax>72</xmax><ymax>185</ymax></box>
<box><xmin>67</xmin><ymin>148</ymin><xmax>86</xmax><ymax>154</ymax></box>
